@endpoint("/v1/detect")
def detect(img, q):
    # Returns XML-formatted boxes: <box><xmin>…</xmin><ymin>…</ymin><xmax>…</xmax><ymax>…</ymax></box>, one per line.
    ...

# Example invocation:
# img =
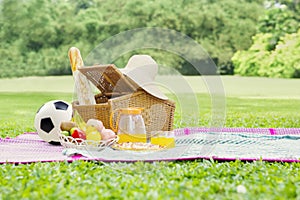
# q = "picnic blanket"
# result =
<box><xmin>0</xmin><ymin>132</ymin><xmax>88</xmax><ymax>164</ymax></box>
<box><xmin>1</xmin><ymin>128</ymin><xmax>300</xmax><ymax>164</ymax></box>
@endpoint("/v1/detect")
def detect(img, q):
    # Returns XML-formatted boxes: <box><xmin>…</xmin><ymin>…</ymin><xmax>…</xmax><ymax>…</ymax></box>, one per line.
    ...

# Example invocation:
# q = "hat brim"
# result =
<box><xmin>120</xmin><ymin>67</ymin><xmax>168</xmax><ymax>100</ymax></box>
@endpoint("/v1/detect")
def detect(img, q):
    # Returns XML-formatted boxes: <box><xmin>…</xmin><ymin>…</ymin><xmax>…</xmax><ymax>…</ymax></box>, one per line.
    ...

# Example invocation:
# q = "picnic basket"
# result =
<box><xmin>72</xmin><ymin>64</ymin><xmax>176</xmax><ymax>133</ymax></box>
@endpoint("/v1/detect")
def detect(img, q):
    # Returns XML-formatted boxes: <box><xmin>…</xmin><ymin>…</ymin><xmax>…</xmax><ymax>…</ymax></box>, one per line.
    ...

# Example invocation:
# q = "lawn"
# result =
<box><xmin>1</xmin><ymin>76</ymin><xmax>300</xmax><ymax>199</ymax></box>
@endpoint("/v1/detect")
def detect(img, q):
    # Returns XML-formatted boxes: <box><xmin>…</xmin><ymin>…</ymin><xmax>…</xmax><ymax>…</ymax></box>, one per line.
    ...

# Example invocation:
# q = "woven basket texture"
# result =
<box><xmin>73</xmin><ymin>65</ymin><xmax>175</xmax><ymax>133</ymax></box>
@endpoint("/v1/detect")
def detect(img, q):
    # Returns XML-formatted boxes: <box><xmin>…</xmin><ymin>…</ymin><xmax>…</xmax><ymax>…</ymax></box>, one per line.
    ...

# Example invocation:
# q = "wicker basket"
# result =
<box><xmin>72</xmin><ymin>64</ymin><xmax>176</xmax><ymax>133</ymax></box>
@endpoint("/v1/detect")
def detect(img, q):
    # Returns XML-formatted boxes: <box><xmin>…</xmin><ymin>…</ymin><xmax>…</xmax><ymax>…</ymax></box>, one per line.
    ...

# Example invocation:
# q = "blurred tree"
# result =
<box><xmin>0</xmin><ymin>0</ymin><xmax>266</xmax><ymax>77</ymax></box>
<box><xmin>232</xmin><ymin>0</ymin><xmax>300</xmax><ymax>78</ymax></box>
<box><xmin>233</xmin><ymin>30</ymin><xmax>300</xmax><ymax>78</ymax></box>
<box><xmin>258</xmin><ymin>1</ymin><xmax>299</xmax><ymax>50</ymax></box>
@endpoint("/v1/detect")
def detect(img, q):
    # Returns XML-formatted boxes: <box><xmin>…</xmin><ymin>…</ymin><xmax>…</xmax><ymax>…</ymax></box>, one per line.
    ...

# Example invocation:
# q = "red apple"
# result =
<box><xmin>70</xmin><ymin>127</ymin><xmax>86</xmax><ymax>140</ymax></box>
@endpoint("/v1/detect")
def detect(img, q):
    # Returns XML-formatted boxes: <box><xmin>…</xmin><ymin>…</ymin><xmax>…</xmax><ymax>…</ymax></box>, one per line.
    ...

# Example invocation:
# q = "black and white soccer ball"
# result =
<box><xmin>34</xmin><ymin>100</ymin><xmax>72</xmax><ymax>144</ymax></box>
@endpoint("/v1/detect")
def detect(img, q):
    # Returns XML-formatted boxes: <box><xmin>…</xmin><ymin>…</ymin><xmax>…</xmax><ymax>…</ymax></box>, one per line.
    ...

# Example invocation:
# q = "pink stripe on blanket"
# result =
<box><xmin>0</xmin><ymin>132</ymin><xmax>88</xmax><ymax>164</ymax></box>
<box><xmin>1</xmin><ymin>128</ymin><xmax>300</xmax><ymax>164</ymax></box>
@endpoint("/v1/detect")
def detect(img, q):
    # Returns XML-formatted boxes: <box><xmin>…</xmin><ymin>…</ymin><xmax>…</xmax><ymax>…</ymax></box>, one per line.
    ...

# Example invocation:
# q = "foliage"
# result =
<box><xmin>232</xmin><ymin>1</ymin><xmax>300</xmax><ymax>78</ymax></box>
<box><xmin>0</xmin><ymin>0</ymin><xmax>265</xmax><ymax>77</ymax></box>
<box><xmin>258</xmin><ymin>1</ymin><xmax>300</xmax><ymax>50</ymax></box>
<box><xmin>232</xmin><ymin>29</ymin><xmax>300</xmax><ymax>78</ymax></box>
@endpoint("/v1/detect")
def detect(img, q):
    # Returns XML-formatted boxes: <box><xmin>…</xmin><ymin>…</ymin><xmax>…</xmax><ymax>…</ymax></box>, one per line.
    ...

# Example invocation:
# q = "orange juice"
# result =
<box><xmin>151</xmin><ymin>137</ymin><xmax>175</xmax><ymax>148</ymax></box>
<box><xmin>118</xmin><ymin>133</ymin><xmax>147</xmax><ymax>143</ymax></box>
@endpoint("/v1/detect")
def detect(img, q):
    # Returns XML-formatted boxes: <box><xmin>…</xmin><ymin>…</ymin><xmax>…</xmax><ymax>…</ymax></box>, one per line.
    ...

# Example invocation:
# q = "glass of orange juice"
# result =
<box><xmin>150</xmin><ymin>131</ymin><xmax>175</xmax><ymax>149</ymax></box>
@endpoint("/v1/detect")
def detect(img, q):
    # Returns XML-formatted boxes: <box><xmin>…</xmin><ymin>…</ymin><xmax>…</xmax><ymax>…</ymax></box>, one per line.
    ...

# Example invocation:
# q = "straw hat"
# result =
<box><xmin>120</xmin><ymin>55</ymin><xmax>168</xmax><ymax>100</ymax></box>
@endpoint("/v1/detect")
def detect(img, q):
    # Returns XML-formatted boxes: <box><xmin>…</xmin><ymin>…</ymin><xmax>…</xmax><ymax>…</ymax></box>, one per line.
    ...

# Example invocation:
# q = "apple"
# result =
<box><xmin>101</xmin><ymin>129</ymin><xmax>116</xmax><ymax>140</ymax></box>
<box><xmin>61</xmin><ymin>131</ymin><xmax>70</xmax><ymax>136</ymax></box>
<box><xmin>70</xmin><ymin>127</ymin><xmax>86</xmax><ymax>140</ymax></box>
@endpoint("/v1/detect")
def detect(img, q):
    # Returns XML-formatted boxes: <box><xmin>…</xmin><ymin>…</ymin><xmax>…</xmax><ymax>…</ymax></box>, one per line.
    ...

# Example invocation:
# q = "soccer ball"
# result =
<box><xmin>34</xmin><ymin>100</ymin><xmax>73</xmax><ymax>144</ymax></box>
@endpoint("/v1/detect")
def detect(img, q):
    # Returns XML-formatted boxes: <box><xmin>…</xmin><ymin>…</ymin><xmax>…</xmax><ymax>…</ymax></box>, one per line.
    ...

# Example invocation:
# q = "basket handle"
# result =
<box><xmin>109</xmin><ymin>109</ymin><xmax>120</xmax><ymax>133</ymax></box>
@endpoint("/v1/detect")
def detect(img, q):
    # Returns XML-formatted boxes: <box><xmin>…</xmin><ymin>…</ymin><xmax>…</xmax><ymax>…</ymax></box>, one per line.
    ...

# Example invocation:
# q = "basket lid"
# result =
<box><xmin>78</xmin><ymin>64</ymin><xmax>139</xmax><ymax>96</ymax></box>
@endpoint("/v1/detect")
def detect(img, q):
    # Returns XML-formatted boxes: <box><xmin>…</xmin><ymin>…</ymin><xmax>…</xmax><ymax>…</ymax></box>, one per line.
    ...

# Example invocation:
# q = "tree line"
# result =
<box><xmin>0</xmin><ymin>0</ymin><xmax>299</xmax><ymax>78</ymax></box>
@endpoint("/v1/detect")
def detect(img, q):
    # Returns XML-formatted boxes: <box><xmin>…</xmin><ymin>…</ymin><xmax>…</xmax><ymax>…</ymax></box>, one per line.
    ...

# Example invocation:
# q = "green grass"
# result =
<box><xmin>1</xmin><ymin>160</ymin><xmax>300</xmax><ymax>199</ymax></box>
<box><xmin>0</xmin><ymin>92</ymin><xmax>73</xmax><ymax>138</ymax></box>
<box><xmin>1</xmin><ymin>76</ymin><xmax>300</xmax><ymax>199</ymax></box>
<box><xmin>1</xmin><ymin>92</ymin><xmax>299</xmax><ymax>138</ymax></box>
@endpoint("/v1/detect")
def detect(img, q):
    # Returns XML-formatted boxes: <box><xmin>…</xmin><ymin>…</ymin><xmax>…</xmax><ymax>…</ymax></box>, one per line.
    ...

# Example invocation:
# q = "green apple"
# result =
<box><xmin>61</xmin><ymin>131</ymin><xmax>70</xmax><ymax>136</ymax></box>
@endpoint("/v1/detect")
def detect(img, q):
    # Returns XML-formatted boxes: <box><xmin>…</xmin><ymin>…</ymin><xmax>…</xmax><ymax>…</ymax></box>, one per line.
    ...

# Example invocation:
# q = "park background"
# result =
<box><xmin>0</xmin><ymin>0</ymin><xmax>299</xmax><ymax>78</ymax></box>
<box><xmin>1</xmin><ymin>0</ymin><xmax>300</xmax><ymax>199</ymax></box>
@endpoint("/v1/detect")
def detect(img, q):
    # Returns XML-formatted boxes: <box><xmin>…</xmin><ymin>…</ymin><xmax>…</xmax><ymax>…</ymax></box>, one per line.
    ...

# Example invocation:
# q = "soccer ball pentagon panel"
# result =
<box><xmin>34</xmin><ymin>100</ymin><xmax>72</xmax><ymax>144</ymax></box>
